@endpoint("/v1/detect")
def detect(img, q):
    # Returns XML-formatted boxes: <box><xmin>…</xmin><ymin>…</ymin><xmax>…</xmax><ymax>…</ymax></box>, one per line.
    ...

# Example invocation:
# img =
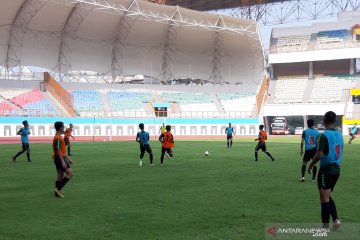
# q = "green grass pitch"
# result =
<box><xmin>1</xmin><ymin>137</ymin><xmax>359</xmax><ymax>240</ymax></box>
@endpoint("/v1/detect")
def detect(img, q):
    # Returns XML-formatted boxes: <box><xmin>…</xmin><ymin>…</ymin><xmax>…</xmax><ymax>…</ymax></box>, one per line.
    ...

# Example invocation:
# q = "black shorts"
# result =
<box><xmin>227</xmin><ymin>135</ymin><xmax>233</xmax><ymax>140</ymax></box>
<box><xmin>255</xmin><ymin>142</ymin><xmax>266</xmax><ymax>152</ymax></box>
<box><xmin>64</xmin><ymin>138</ymin><xmax>70</xmax><ymax>145</ymax></box>
<box><xmin>161</xmin><ymin>147</ymin><xmax>173</xmax><ymax>155</ymax></box>
<box><xmin>303</xmin><ymin>148</ymin><xmax>317</xmax><ymax>162</ymax></box>
<box><xmin>54</xmin><ymin>156</ymin><xmax>71</xmax><ymax>172</ymax></box>
<box><xmin>317</xmin><ymin>164</ymin><xmax>340</xmax><ymax>191</ymax></box>
<box><xmin>140</xmin><ymin>144</ymin><xmax>152</xmax><ymax>155</ymax></box>
<box><xmin>22</xmin><ymin>143</ymin><xmax>30</xmax><ymax>151</ymax></box>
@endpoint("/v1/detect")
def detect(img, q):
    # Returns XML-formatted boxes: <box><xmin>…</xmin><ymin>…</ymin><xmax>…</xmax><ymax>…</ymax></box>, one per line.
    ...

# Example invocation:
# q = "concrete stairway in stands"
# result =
<box><xmin>302</xmin><ymin>78</ymin><xmax>314</xmax><ymax>103</ymax></box>
<box><xmin>211</xmin><ymin>94</ymin><xmax>225</xmax><ymax>113</ymax></box>
<box><xmin>100</xmin><ymin>91</ymin><xmax>111</xmax><ymax>115</ymax></box>
<box><xmin>44</xmin><ymin>92</ymin><xmax>70</xmax><ymax>117</ymax></box>
<box><xmin>266</xmin><ymin>80</ymin><xmax>277</xmax><ymax>104</ymax></box>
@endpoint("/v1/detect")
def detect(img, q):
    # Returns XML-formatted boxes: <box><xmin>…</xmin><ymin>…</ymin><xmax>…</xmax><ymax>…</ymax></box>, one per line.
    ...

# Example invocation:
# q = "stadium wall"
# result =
<box><xmin>0</xmin><ymin>117</ymin><xmax>260</xmax><ymax>138</ymax></box>
<box><xmin>263</xmin><ymin>104</ymin><xmax>345</xmax><ymax>116</ymax></box>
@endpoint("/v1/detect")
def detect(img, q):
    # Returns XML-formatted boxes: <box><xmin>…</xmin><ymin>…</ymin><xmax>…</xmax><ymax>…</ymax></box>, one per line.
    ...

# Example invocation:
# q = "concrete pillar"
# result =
<box><xmin>350</xmin><ymin>58</ymin><xmax>355</xmax><ymax>75</ymax></box>
<box><xmin>264</xmin><ymin>116</ymin><xmax>270</xmax><ymax>134</ymax></box>
<box><xmin>269</xmin><ymin>64</ymin><xmax>274</xmax><ymax>79</ymax></box>
<box><xmin>309</xmin><ymin>62</ymin><xmax>314</xmax><ymax>79</ymax></box>
<box><xmin>303</xmin><ymin>115</ymin><xmax>308</xmax><ymax>129</ymax></box>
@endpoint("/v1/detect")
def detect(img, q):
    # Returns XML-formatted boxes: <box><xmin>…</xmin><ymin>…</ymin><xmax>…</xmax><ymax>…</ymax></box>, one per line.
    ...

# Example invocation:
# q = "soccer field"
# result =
<box><xmin>1</xmin><ymin>137</ymin><xmax>359</xmax><ymax>240</ymax></box>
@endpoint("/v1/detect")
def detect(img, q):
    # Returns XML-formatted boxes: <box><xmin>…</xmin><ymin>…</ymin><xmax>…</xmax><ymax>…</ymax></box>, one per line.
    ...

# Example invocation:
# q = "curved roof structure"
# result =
<box><xmin>0</xmin><ymin>0</ymin><xmax>264</xmax><ymax>84</ymax></box>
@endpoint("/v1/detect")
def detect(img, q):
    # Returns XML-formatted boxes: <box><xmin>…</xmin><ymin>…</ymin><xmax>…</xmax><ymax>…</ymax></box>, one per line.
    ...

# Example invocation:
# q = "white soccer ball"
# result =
<box><xmin>204</xmin><ymin>150</ymin><xmax>209</xmax><ymax>156</ymax></box>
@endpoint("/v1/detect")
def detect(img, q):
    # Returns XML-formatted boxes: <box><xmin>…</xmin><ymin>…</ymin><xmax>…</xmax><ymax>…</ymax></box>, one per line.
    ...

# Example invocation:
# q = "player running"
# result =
<box><xmin>308</xmin><ymin>111</ymin><xmax>343</xmax><ymax>229</ymax></box>
<box><xmin>159</xmin><ymin>125</ymin><xmax>174</xmax><ymax>166</ymax></box>
<box><xmin>299</xmin><ymin>119</ymin><xmax>320</xmax><ymax>182</ymax></box>
<box><xmin>254</xmin><ymin>125</ymin><xmax>275</xmax><ymax>162</ymax></box>
<box><xmin>136</xmin><ymin>123</ymin><xmax>154</xmax><ymax>166</ymax></box>
<box><xmin>64</xmin><ymin>124</ymin><xmax>75</xmax><ymax>156</ymax></box>
<box><xmin>12</xmin><ymin>120</ymin><xmax>32</xmax><ymax>162</ymax></box>
<box><xmin>159</xmin><ymin>123</ymin><xmax>166</xmax><ymax>135</ymax></box>
<box><xmin>53</xmin><ymin>121</ymin><xmax>74</xmax><ymax>198</ymax></box>
<box><xmin>225</xmin><ymin>123</ymin><xmax>235</xmax><ymax>148</ymax></box>
<box><xmin>348</xmin><ymin>123</ymin><xmax>357</xmax><ymax>144</ymax></box>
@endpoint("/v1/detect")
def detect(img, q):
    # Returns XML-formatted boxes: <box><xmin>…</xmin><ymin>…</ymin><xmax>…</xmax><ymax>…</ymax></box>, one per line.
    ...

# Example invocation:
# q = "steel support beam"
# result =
<box><xmin>111</xmin><ymin>0</ymin><xmax>139</xmax><ymax>82</ymax></box>
<box><xmin>5</xmin><ymin>0</ymin><xmax>46</xmax><ymax>79</ymax></box>
<box><xmin>209</xmin><ymin>16</ymin><xmax>225</xmax><ymax>84</ymax></box>
<box><xmin>56</xmin><ymin>2</ymin><xmax>89</xmax><ymax>81</ymax></box>
<box><xmin>160</xmin><ymin>7</ymin><xmax>182</xmax><ymax>85</ymax></box>
<box><xmin>214</xmin><ymin>0</ymin><xmax>360</xmax><ymax>25</ymax></box>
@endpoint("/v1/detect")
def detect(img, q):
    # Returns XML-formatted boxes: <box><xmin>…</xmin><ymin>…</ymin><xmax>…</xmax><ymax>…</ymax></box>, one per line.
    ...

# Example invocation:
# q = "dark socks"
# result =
<box><xmin>227</xmin><ymin>142</ymin><xmax>229</xmax><ymax>148</ymax></box>
<box><xmin>301</xmin><ymin>165</ymin><xmax>306</xmax><ymax>178</ymax></box>
<box><xmin>255</xmin><ymin>152</ymin><xmax>258</xmax><ymax>161</ymax></box>
<box><xmin>150</xmin><ymin>154</ymin><xmax>153</xmax><ymax>164</ymax></box>
<box><xmin>160</xmin><ymin>155</ymin><xmax>164</xmax><ymax>164</ymax></box>
<box><xmin>59</xmin><ymin>177</ymin><xmax>70</xmax><ymax>190</ymax></box>
<box><xmin>55</xmin><ymin>181</ymin><xmax>62</xmax><ymax>189</ymax></box>
<box><xmin>312</xmin><ymin>166</ymin><xmax>317</xmax><ymax>180</ymax></box>
<box><xmin>321</xmin><ymin>202</ymin><xmax>331</xmax><ymax>228</ymax></box>
<box><xmin>68</xmin><ymin>147</ymin><xmax>71</xmax><ymax>155</ymax></box>
<box><xmin>265</xmin><ymin>152</ymin><xmax>274</xmax><ymax>161</ymax></box>
<box><xmin>329</xmin><ymin>197</ymin><xmax>338</xmax><ymax>221</ymax></box>
<box><xmin>230</xmin><ymin>140</ymin><xmax>233</xmax><ymax>148</ymax></box>
<box><xmin>26</xmin><ymin>153</ymin><xmax>31</xmax><ymax>161</ymax></box>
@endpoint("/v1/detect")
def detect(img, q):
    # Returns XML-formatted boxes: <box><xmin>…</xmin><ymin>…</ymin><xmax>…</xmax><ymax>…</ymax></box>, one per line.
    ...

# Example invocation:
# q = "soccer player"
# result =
<box><xmin>12</xmin><ymin>120</ymin><xmax>32</xmax><ymax>162</ymax></box>
<box><xmin>225</xmin><ymin>123</ymin><xmax>235</xmax><ymax>148</ymax></box>
<box><xmin>308</xmin><ymin>111</ymin><xmax>342</xmax><ymax>229</ymax></box>
<box><xmin>159</xmin><ymin>125</ymin><xmax>174</xmax><ymax>166</ymax></box>
<box><xmin>299</xmin><ymin>119</ymin><xmax>320</xmax><ymax>182</ymax></box>
<box><xmin>53</xmin><ymin>121</ymin><xmax>74</xmax><ymax>198</ymax></box>
<box><xmin>348</xmin><ymin>123</ymin><xmax>357</xmax><ymax>144</ymax></box>
<box><xmin>136</xmin><ymin>123</ymin><xmax>154</xmax><ymax>166</ymax></box>
<box><xmin>254</xmin><ymin>125</ymin><xmax>275</xmax><ymax>162</ymax></box>
<box><xmin>64</xmin><ymin>124</ymin><xmax>75</xmax><ymax>156</ymax></box>
<box><xmin>159</xmin><ymin>123</ymin><xmax>166</xmax><ymax>135</ymax></box>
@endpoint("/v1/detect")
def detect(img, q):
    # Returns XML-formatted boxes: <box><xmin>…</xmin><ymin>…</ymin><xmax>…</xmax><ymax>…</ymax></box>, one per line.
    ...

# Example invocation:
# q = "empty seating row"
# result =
<box><xmin>277</xmin><ymin>35</ymin><xmax>311</xmax><ymax>47</ymax></box>
<box><xmin>274</xmin><ymin>76</ymin><xmax>308</xmax><ymax>104</ymax></box>
<box><xmin>162</xmin><ymin>92</ymin><xmax>212</xmax><ymax>105</ymax></box>
<box><xmin>71</xmin><ymin>90</ymin><xmax>103</xmax><ymax>111</ymax></box>
<box><xmin>217</xmin><ymin>92</ymin><xmax>257</xmax><ymax>114</ymax></box>
<box><xmin>107</xmin><ymin>91</ymin><xmax>152</xmax><ymax>111</ymax></box>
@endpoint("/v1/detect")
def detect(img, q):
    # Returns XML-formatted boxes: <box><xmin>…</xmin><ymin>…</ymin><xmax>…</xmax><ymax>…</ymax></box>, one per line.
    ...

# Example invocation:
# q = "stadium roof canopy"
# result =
<box><xmin>153</xmin><ymin>0</ymin><xmax>287</xmax><ymax>11</ymax></box>
<box><xmin>0</xmin><ymin>0</ymin><xmax>264</xmax><ymax>84</ymax></box>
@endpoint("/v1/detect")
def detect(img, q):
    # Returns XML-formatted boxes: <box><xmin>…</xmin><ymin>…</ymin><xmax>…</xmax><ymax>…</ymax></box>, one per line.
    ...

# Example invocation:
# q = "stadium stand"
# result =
<box><xmin>0</xmin><ymin>88</ymin><xmax>57</xmax><ymax>116</ymax></box>
<box><xmin>315</xmin><ymin>29</ymin><xmax>352</xmax><ymax>49</ymax></box>
<box><xmin>0</xmin><ymin>100</ymin><xmax>13</xmax><ymax>116</ymax></box>
<box><xmin>276</xmin><ymin>35</ymin><xmax>310</xmax><ymax>53</ymax></box>
<box><xmin>161</xmin><ymin>92</ymin><xmax>217</xmax><ymax>113</ymax></box>
<box><xmin>309</xmin><ymin>74</ymin><xmax>357</xmax><ymax>103</ymax></box>
<box><xmin>217</xmin><ymin>93</ymin><xmax>256</xmax><ymax>115</ymax></box>
<box><xmin>107</xmin><ymin>91</ymin><xmax>152</xmax><ymax>112</ymax></box>
<box><xmin>71</xmin><ymin>90</ymin><xmax>104</xmax><ymax>113</ymax></box>
<box><xmin>273</xmin><ymin>76</ymin><xmax>308</xmax><ymax>104</ymax></box>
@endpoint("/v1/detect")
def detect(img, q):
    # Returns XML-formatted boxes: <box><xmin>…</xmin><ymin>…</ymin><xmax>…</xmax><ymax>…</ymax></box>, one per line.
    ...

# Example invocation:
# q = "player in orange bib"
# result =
<box><xmin>53</xmin><ymin>121</ymin><xmax>74</xmax><ymax>198</ymax></box>
<box><xmin>254</xmin><ymin>125</ymin><xmax>275</xmax><ymax>162</ymax></box>
<box><xmin>64</xmin><ymin>124</ymin><xmax>75</xmax><ymax>156</ymax></box>
<box><xmin>159</xmin><ymin>125</ymin><xmax>174</xmax><ymax>165</ymax></box>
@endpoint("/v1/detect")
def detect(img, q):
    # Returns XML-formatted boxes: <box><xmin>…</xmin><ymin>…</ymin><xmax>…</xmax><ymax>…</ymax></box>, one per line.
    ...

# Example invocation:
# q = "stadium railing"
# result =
<box><xmin>0</xmin><ymin>110</ymin><xmax>254</xmax><ymax>118</ymax></box>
